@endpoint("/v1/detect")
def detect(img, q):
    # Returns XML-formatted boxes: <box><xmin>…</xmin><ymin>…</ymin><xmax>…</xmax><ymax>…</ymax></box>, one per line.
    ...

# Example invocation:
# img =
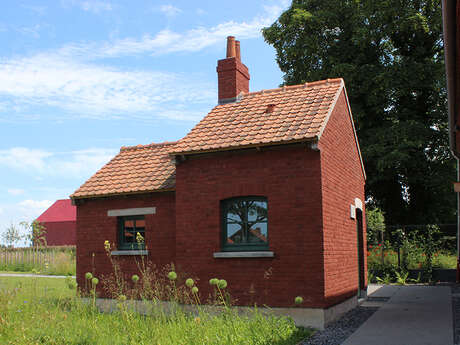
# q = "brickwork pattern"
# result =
<box><xmin>175</xmin><ymin>146</ymin><xmax>326</xmax><ymax>308</ymax></box>
<box><xmin>76</xmin><ymin>192</ymin><xmax>176</xmax><ymax>295</ymax></box>
<box><xmin>216</xmin><ymin>57</ymin><xmax>250</xmax><ymax>101</ymax></box>
<box><xmin>318</xmin><ymin>90</ymin><xmax>367</xmax><ymax>306</ymax></box>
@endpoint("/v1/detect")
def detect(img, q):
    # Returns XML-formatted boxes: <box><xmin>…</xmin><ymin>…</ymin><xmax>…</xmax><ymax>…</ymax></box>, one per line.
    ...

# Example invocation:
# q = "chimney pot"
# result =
<box><xmin>235</xmin><ymin>40</ymin><xmax>241</xmax><ymax>60</ymax></box>
<box><xmin>226</xmin><ymin>36</ymin><xmax>236</xmax><ymax>58</ymax></box>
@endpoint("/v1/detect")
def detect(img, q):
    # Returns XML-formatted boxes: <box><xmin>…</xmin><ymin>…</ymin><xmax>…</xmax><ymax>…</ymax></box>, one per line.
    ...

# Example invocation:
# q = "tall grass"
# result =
<box><xmin>0</xmin><ymin>246</ymin><xmax>75</xmax><ymax>276</ymax></box>
<box><xmin>0</xmin><ymin>276</ymin><xmax>312</xmax><ymax>345</ymax></box>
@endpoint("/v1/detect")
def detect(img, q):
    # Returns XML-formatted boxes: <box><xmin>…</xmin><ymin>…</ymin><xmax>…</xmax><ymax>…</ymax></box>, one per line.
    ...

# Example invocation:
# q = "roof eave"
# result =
<box><xmin>70</xmin><ymin>188</ymin><xmax>175</xmax><ymax>203</ymax></box>
<box><xmin>169</xmin><ymin>137</ymin><xmax>319</xmax><ymax>157</ymax></box>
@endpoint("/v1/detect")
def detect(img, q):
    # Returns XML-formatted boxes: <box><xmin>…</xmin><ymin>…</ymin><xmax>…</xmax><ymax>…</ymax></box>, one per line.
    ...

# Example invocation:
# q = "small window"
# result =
<box><xmin>222</xmin><ymin>197</ymin><xmax>268</xmax><ymax>251</ymax></box>
<box><xmin>118</xmin><ymin>215</ymin><xmax>145</xmax><ymax>250</ymax></box>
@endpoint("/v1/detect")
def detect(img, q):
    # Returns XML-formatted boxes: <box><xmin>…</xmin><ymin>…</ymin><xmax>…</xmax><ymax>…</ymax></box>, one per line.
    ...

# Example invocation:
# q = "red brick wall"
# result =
<box><xmin>217</xmin><ymin>57</ymin><xmax>250</xmax><ymax>101</ymax></box>
<box><xmin>175</xmin><ymin>146</ymin><xmax>326</xmax><ymax>308</ymax></box>
<box><xmin>76</xmin><ymin>192</ymin><xmax>176</xmax><ymax>295</ymax></box>
<box><xmin>319</xmin><ymin>89</ymin><xmax>367</xmax><ymax>306</ymax></box>
<box><xmin>42</xmin><ymin>221</ymin><xmax>76</xmax><ymax>246</ymax></box>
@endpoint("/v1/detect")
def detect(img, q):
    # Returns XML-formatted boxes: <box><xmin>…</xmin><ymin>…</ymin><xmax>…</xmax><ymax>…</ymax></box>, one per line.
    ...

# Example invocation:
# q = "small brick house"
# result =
<box><xmin>36</xmin><ymin>199</ymin><xmax>76</xmax><ymax>246</ymax></box>
<box><xmin>71</xmin><ymin>36</ymin><xmax>366</xmax><ymax>328</ymax></box>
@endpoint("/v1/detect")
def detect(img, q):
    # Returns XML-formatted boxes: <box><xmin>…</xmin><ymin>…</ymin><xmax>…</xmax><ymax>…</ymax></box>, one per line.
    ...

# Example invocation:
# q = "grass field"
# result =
<box><xmin>0</xmin><ymin>247</ymin><xmax>76</xmax><ymax>276</ymax></box>
<box><xmin>0</xmin><ymin>276</ymin><xmax>312</xmax><ymax>345</ymax></box>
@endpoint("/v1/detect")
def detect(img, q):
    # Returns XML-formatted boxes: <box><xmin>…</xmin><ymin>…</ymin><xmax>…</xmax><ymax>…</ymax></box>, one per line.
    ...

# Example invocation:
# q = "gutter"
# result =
<box><xmin>442</xmin><ymin>0</ymin><xmax>460</xmax><ymax>282</ymax></box>
<box><xmin>442</xmin><ymin>0</ymin><xmax>459</xmax><ymax>159</ymax></box>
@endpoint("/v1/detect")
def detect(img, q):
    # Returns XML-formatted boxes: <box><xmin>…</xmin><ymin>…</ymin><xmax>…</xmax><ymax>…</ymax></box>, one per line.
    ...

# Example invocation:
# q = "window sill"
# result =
<box><xmin>111</xmin><ymin>250</ymin><xmax>148</xmax><ymax>256</ymax></box>
<box><xmin>213</xmin><ymin>251</ymin><xmax>274</xmax><ymax>258</ymax></box>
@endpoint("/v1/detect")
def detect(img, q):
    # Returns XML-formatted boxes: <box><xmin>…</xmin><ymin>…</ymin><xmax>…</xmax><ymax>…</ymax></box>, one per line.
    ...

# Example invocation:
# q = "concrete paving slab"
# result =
<box><xmin>343</xmin><ymin>285</ymin><xmax>452</xmax><ymax>345</ymax></box>
<box><xmin>367</xmin><ymin>284</ymin><xmax>402</xmax><ymax>298</ymax></box>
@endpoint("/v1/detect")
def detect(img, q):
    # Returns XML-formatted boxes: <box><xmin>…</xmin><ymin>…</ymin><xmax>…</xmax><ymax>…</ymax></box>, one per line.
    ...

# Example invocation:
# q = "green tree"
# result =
<box><xmin>21</xmin><ymin>220</ymin><xmax>47</xmax><ymax>248</ymax></box>
<box><xmin>263</xmin><ymin>0</ymin><xmax>455</xmax><ymax>225</ymax></box>
<box><xmin>366</xmin><ymin>207</ymin><xmax>385</xmax><ymax>244</ymax></box>
<box><xmin>1</xmin><ymin>223</ymin><xmax>22</xmax><ymax>248</ymax></box>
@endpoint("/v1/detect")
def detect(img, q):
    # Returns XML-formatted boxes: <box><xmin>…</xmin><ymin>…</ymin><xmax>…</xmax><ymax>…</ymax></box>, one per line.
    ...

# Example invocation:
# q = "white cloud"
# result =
<box><xmin>0</xmin><ymin>4</ymin><xmax>285</xmax><ymax>122</ymax></box>
<box><xmin>7</xmin><ymin>189</ymin><xmax>25</xmax><ymax>196</ymax></box>
<box><xmin>0</xmin><ymin>147</ymin><xmax>119</xmax><ymax>179</ymax></box>
<box><xmin>160</xmin><ymin>4</ymin><xmax>182</xmax><ymax>17</ymax></box>
<box><xmin>60</xmin><ymin>4</ymin><xmax>284</xmax><ymax>59</ymax></box>
<box><xmin>62</xmin><ymin>0</ymin><xmax>112</xmax><ymax>13</ymax></box>
<box><xmin>0</xmin><ymin>54</ymin><xmax>214</xmax><ymax>120</ymax></box>
<box><xmin>196</xmin><ymin>8</ymin><xmax>206</xmax><ymax>16</ymax></box>
<box><xmin>21</xmin><ymin>5</ymin><xmax>47</xmax><ymax>16</ymax></box>
<box><xmin>19</xmin><ymin>199</ymin><xmax>53</xmax><ymax>214</ymax></box>
<box><xmin>0</xmin><ymin>148</ymin><xmax>51</xmax><ymax>172</ymax></box>
<box><xmin>17</xmin><ymin>24</ymin><xmax>42</xmax><ymax>38</ymax></box>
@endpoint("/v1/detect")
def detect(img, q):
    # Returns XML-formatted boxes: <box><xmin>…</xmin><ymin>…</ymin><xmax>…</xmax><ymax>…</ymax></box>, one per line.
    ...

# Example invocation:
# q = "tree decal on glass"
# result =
<box><xmin>224</xmin><ymin>198</ymin><xmax>268</xmax><ymax>248</ymax></box>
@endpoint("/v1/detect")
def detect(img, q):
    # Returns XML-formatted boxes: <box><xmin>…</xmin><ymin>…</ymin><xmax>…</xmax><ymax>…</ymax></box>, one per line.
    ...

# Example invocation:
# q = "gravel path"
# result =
<box><xmin>300</xmin><ymin>304</ymin><xmax>379</xmax><ymax>345</ymax></box>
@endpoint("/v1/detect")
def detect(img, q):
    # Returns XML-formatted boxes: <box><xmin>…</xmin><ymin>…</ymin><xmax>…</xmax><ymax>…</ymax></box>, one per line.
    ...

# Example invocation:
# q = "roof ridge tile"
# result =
<box><xmin>120</xmin><ymin>141</ymin><xmax>178</xmax><ymax>152</ymax></box>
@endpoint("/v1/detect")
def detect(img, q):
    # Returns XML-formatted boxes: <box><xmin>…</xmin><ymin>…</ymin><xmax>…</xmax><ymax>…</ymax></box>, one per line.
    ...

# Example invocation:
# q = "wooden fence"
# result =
<box><xmin>0</xmin><ymin>247</ymin><xmax>74</xmax><ymax>269</ymax></box>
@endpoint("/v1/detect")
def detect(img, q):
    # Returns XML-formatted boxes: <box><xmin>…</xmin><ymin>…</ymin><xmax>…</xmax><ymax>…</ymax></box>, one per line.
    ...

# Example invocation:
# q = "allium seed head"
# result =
<box><xmin>85</xmin><ymin>272</ymin><xmax>93</xmax><ymax>280</ymax></box>
<box><xmin>192</xmin><ymin>286</ymin><xmax>199</xmax><ymax>294</ymax></box>
<box><xmin>217</xmin><ymin>279</ymin><xmax>227</xmax><ymax>289</ymax></box>
<box><xmin>91</xmin><ymin>277</ymin><xmax>99</xmax><ymax>286</ymax></box>
<box><xmin>209</xmin><ymin>278</ymin><xmax>218</xmax><ymax>286</ymax></box>
<box><xmin>132</xmin><ymin>274</ymin><xmax>140</xmax><ymax>283</ymax></box>
<box><xmin>185</xmin><ymin>278</ymin><xmax>194</xmax><ymax>288</ymax></box>
<box><xmin>167</xmin><ymin>271</ymin><xmax>177</xmax><ymax>280</ymax></box>
<box><xmin>295</xmin><ymin>296</ymin><xmax>303</xmax><ymax>305</ymax></box>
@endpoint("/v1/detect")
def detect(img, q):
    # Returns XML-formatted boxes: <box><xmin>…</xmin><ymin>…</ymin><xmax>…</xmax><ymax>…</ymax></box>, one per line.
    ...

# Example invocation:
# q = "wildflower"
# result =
<box><xmin>118</xmin><ymin>295</ymin><xmax>127</xmax><ymax>302</ymax></box>
<box><xmin>136</xmin><ymin>232</ymin><xmax>144</xmax><ymax>243</ymax></box>
<box><xmin>209</xmin><ymin>278</ymin><xmax>219</xmax><ymax>286</ymax></box>
<box><xmin>91</xmin><ymin>277</ymin><xmax>99</xmax><ymax>286</ymax></box>
<box><xmin>294</xmin><ymin>296</ymin><xmax>304</xmax><ymax>305</ymax></box>
<box><xmin>85</xmin><ymin>272</ymin><xmax>93</xmax><ymax>280</ymax></box>
<box><xmin>104</xmin><ymin>240</ymin><xmax>110</xmax><ymax>251</ymax></box>
<box><xmin>217</xmin><ymin>279</ymin><xmax>227</xmax><ymax>289</ymax></box>
<box><xmin>194</xmin><ymin>317</ymin><xmax>201</xmax><ymax>323</ymax></box>
<box><xmin>367</xmin><ymin>252</ymin><xmax>371</xmax><ymax>257</ymax></box>
<box><xmin>192</xmin><ymin>286</ymin><xmax>199</xmax><ymax>294</ymax></box>
<box><xmin>132</xmin><ymin>274</ymin><xmax>140</xmax><ymax>283</ymax></box>
<box><xmin>185</xmin><ymin>278</ymin><xmax>194</xmax><ymax>288</ymax></box>
<box><xmin>168</xmin><ymin>271</ymin><xmax>177</xmax><ymax>280</ymax></box>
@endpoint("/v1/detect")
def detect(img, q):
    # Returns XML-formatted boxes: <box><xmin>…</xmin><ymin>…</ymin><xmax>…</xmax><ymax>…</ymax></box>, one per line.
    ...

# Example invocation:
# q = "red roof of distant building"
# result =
<box><xmin>36</xmin><ymin>199</ymin><xmax>76</xmax><ymax>223</ymax></box>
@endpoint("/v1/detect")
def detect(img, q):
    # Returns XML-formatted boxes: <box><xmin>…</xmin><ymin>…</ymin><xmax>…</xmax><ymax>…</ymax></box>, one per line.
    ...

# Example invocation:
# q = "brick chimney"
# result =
<box><xmin>217</xmin><ymin>36</ymin><xmax>250</xmax><ymax>103</ymax></box>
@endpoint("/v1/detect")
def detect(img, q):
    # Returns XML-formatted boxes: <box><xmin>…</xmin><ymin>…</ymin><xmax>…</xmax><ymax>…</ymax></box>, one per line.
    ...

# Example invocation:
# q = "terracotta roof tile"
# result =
<box><xmin>171</xmin><ymin>78</ymin><xmax>344</xmax><ymax>154</ymax></box>
<box><xmin>71</xmin><ymin>142</ymin><xmax>176</xmax><ymax>199</ymax></box>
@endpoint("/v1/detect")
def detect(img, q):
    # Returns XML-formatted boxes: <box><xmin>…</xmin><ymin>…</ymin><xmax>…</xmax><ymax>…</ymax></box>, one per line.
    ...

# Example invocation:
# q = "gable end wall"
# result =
<box><xmin>319</xmin><ymin>90</ymin><xmax>367</xmax><ymax>306</ymax></box>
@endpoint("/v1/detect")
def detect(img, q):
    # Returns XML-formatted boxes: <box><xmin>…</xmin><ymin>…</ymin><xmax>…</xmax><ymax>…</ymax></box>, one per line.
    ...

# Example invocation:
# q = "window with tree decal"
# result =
<box><xmin>222</xmin><ymin>197</ymin><xmax>268</xmax><ymax>251</ymax></box>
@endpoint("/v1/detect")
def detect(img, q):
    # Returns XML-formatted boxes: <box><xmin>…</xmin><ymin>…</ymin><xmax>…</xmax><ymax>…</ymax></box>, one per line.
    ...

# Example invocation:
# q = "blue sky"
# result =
<box><xmin>0</xmin><ymin>0</ymin><xmax>289</xmax><ymax>241</ymax></box>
